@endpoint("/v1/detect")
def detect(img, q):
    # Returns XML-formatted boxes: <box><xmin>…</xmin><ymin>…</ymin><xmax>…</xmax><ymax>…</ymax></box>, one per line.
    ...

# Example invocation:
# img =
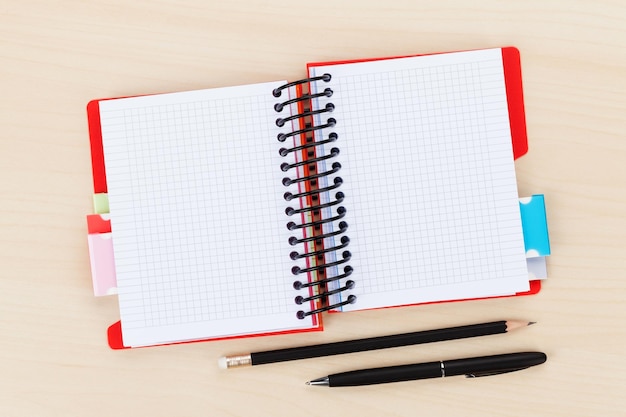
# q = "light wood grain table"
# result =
<box><xmin>2</xmin><ymin>1</ymin><xmax>625</xmax><ymax>416</ymax></box>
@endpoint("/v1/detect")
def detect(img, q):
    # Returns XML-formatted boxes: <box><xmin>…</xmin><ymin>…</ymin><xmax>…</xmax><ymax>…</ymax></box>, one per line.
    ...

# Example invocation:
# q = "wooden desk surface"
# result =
<box><xmin>2</xmin><ymin>1</ymin><xmax>625</xmax><ymax>415</ymax></box>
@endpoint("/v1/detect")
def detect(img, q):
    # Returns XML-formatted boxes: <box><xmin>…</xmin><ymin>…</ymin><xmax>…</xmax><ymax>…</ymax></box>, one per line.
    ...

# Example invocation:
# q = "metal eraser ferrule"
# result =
<box><xmin>222</xmin><ymin>354</ymin><xmax>252</xmax><ymax>369</ymax></box>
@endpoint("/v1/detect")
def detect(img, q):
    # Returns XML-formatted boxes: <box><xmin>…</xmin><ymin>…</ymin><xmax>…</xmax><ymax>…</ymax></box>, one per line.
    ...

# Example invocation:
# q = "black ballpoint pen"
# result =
<box><xmin>306</xmin><ymin>352</ymin><xmax>547</xmax><ymax>387</ymax></box>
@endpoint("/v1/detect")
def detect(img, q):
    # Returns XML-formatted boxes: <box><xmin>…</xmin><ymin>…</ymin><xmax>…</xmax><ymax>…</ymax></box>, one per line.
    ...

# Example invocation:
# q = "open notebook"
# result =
<box><xmin>88</xmin><ymin>47</ymin><xmax>539</xmax><ymax>348</ymax></box>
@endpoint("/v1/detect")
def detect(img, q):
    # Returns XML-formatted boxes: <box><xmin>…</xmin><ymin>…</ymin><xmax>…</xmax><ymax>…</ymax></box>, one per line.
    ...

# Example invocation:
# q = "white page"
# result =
<box><xmin>309</xmin><ymin>48</ymin><xmax>529</xmax><ymax>311</ymax></box>
<box><xmin>99</xmin><ymin>82</ymin><xmax>317</xmax><ymax>346</ymax></box>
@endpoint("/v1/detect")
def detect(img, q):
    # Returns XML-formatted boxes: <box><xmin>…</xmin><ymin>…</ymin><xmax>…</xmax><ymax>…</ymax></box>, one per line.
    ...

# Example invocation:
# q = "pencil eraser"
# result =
<box><xmin>217</xmin><ymin>357</ymin><xmax>228</xmax><ymax>369</ymax></box>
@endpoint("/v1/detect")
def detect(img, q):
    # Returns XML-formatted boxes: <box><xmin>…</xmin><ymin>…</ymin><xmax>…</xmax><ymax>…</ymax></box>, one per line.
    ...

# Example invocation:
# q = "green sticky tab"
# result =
<box><xmin>93</xmin><ymin>193</ymin><xmax>109</xmax><ymax>214</ymax></box>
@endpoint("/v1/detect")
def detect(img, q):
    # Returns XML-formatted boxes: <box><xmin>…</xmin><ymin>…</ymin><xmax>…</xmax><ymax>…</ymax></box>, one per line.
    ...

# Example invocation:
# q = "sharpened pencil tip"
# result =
<box><xmin>505</xmin><ymin>320</ymin><xmax>537</xmax><ymax>332</ymax></box>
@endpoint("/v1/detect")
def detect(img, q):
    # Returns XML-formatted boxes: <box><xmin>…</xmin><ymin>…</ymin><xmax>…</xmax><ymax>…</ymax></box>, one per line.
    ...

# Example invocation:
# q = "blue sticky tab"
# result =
<box><xmin>519</xmin><ymin>195</ymin><xmax>551</xmax><ymax>257</ymax></box>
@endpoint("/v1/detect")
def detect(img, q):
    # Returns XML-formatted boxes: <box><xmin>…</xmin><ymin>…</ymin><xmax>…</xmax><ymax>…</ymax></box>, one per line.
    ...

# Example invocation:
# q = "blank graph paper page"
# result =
<box><xmin>309</xmin><ymin>48</ymin><xmax>529</xmax><ymax>311</ymax></box>
<box><xmin>99</xmin><ymin>82</ymin><xmax>316</xmax><ymax>347</ymax></box>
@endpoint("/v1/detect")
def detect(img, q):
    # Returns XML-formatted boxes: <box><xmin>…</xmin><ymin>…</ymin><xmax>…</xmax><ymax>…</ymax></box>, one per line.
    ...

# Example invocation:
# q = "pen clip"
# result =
<box><xmin>465</xmin><ymin>366</ymin><xmax>530</xmax><ymax>378</ymax></box>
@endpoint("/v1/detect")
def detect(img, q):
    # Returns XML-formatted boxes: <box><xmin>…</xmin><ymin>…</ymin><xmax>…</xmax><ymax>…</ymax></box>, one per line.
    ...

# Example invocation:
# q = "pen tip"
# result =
<box><xmin>528</xmin><ymin>321</ymin><xmax>537</xmax><ymax>326</ymax></box>
<box><xmin>305</xmin><ymin>381</ymin><xmax>311</xmax><ymax>385</ymax></box>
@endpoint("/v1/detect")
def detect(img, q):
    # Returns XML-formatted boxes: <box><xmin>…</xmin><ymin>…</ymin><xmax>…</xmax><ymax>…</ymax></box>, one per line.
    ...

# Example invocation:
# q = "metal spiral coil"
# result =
<box><xmin>273</xmin><ymin>74</ymin><xmax>356</xmax><ymax>319</ymax></box>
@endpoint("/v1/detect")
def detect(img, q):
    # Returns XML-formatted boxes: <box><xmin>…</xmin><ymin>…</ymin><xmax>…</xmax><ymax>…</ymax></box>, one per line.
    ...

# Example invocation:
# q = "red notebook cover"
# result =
<box><xmin>87</xmin><ymin>47</ymin><xmax>540</xmax><ymax>349</ymax></box>
<box><xmin>89</xmin><ymin>91</ymin><xmax>323</xmax><ymax>349</ymax></box>
<box><xmin>306</xmin><ymin>47</ymin><xmax>540</xmax><ymax>309</ymax></box>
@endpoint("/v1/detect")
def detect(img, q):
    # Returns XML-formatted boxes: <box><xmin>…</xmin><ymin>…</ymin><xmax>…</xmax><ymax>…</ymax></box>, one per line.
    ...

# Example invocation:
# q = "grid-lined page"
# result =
<box><xmin>309</xmin><ymin>48</ymin><xmax>529</xmax><ymax>311</ymax></box>
<box><xmin>99</xmin><ymin>82</ymin><xmax>316</xmax><ymax>347</ymax></box>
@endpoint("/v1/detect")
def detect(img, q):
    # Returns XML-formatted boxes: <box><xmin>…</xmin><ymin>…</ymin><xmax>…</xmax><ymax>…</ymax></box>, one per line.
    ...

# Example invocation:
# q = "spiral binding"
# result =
<box><xmin>274</xmin><ymin>74</ymin><xmax>356</xmax><ymax>319</ymax></box>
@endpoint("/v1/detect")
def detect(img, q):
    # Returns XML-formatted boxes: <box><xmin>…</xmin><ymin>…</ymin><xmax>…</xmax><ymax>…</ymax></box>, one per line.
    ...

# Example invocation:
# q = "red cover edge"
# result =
<box><xmin>501</xmin><ymin>46</ymin><xmax>539</xmax><ymax>296</ymax></box>
<box><xmin>356</xmin><ymin>279</ymin><xmax>541</xmax><ymax>314</ymax></box>
<box><xmin>107</xmin><ymin>321</ymin><xmax>323</xmax><ymax>350</ymax></box>
<box><xmin>88</xmin><ymin>97</ymin><xmax>324</xmax><ymax>349</ymax></box>
<box><xmin>501</xmin><ymin>47</ymin><xmax>529</xmax><ymax>160</ymax></box>
<box><xmin>87</xmin><ymin>100</ymin><xmax>107</xmax><ymax>194</ymax></box>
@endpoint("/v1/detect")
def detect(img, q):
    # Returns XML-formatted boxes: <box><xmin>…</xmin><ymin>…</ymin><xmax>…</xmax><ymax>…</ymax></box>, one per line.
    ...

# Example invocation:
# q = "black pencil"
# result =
<box><xmin>218</xmin><ymin>320</ymin><xmax>534</xmax><ymax>369</ymax></box>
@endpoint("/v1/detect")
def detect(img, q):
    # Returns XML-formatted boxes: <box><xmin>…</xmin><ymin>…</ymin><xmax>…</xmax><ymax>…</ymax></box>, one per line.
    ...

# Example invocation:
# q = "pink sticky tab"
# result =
<box><xmin>87</xmin><ymin>233</ymin><xmax>117</xmax><ymax>296</ymax></box>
